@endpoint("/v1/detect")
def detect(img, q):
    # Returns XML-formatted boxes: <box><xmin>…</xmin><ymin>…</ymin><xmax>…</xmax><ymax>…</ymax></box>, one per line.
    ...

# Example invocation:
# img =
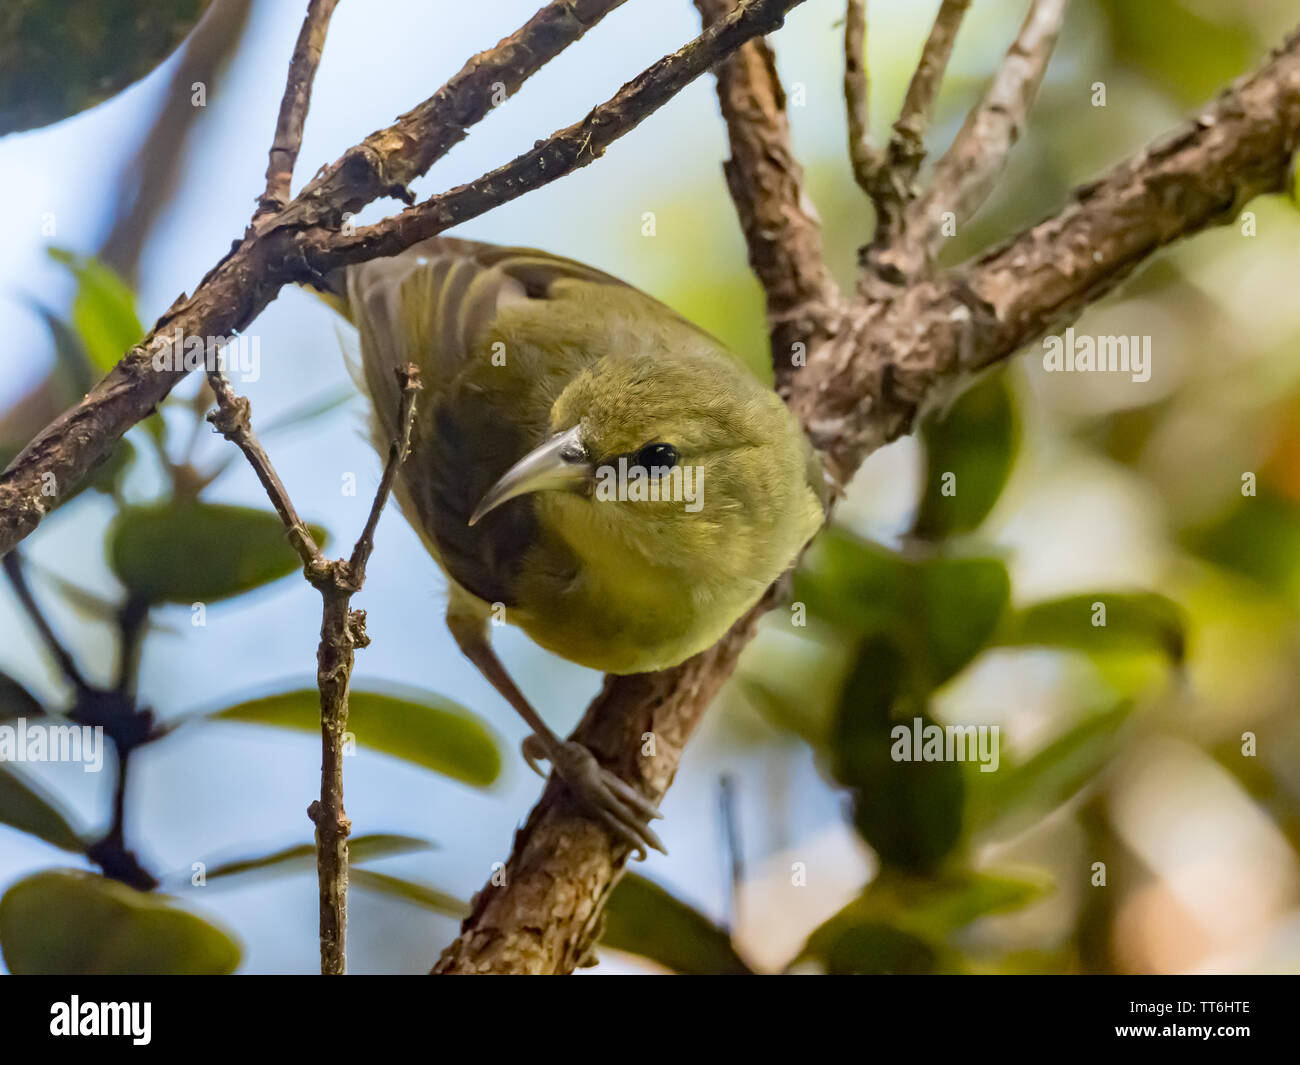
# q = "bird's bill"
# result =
<box><xmin>468</xmin><ymin>424</ymin><xmax>593</xmax><ymax>526</ymax></box>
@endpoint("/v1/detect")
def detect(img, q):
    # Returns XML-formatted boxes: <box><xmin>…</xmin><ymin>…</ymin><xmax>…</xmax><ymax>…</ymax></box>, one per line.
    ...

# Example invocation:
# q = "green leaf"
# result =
<box><xmin>1099</xmin><ymin>0</ymin><xmax>1258</xmax><ymax>106</ymax></box>
<box><xmin>350</xmin><ymin>870</ymin><xmax>466</xmax><ymax>917</ymax></box>
<box><xmin>913</xmin><ymin>370</ymin><xmax>1018</xmax><ymax>539</ymax></box>
<box><xmin>0</xmin><ymin>1</ymin><xmax>211</xmax><ymax>135</ymax></box>
<box><xmin>0</xmin><ymin>869</ymin><xmax>239</xmax><ymax>975</ymax></box>
<box><xmin>47</xmin><ymin>248</ymin><xmax>144</xmax><ymax>374</ymax></box>
<box><xmin>601</xmin><ymin>874</ymin><xmax>751</xmax><ymax>974</ymax></box>
<box><xmin>0</xmin><ymin>764</ymin><xmax>82</xmax><ymax>851</ymax></box>
<box><xmin>1183</xmin><ymin>491</ymin><xmax>1300</xmax><ymax>601</ymax></box>
<box><xmin>993</xmin><ymin>592</ymin><xmax>1185</xmax><ymax>662</ymax></box>
<box><xmin>0</xmin><ymin>671</ymin><xmax>44</xmax><ymax>721</ymax></box>
<box><xmin>209</xmin><ymin>686</ymin><xmax>501</xmax><ymax>787</ymax></box>
<box><xmin>795</xmin><ymin>528</ymin><xmax>1010</xmax><ymax>690</ymax></box>
<box><xmin>108</xmin><ymin>503</ymin><xmax>327</xmax><ymax>604</ymax></box>
<box><xmin>797</xmin><ymin>867</ymin><xmax>1050</xmax><ymax>974</ymax></box>
<box><xmin>832</xmin><ymin>640</ymin><xmax>965</xmax><ymax>872</ymax></box>
<box><xmin>200</xmin><ymin>833</ymin><xmax>435</xmax><ymax>881</ymax></box>
<box><xmin>967</xmin><ymin>701</ymin><xmax>1134</xmax><ymax>829</ymax></box>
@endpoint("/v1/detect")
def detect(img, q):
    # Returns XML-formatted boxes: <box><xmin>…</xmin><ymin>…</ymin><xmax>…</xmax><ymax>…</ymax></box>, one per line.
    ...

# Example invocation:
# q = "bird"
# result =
<box><xmin>319</xmin><ymin>236</ymin><xmax>825</xmax><ymax>857</ymax></box>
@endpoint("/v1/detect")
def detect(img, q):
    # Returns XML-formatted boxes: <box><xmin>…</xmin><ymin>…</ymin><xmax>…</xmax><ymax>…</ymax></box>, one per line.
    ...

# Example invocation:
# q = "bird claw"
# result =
<box><xmin>523</xmin><ymin>737</ymin><xmax>666</xmax><ymax>859</ymax></box>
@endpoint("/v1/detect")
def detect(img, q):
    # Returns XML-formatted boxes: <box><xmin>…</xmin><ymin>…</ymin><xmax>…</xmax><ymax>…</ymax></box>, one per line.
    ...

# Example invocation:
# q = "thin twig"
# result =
<box><xmin>904</xmin><ymin>0</ymin><xmax>1070</xmax><ymax>268</ymax></box>
<box><xmin>279</xmin><ymin>0</ymin><xmax>630</xmax><ymax>230</ymax></box>
<box><xmin>253</xmin><ymin>0</ymin><xmax>340</xmax><ymax>226</ymax></box>
<box><xmin>206</xmin><ymin>361</ymin><xmax>419</xmax><ymax>973</ymax></box>
<box><xmin>205</xmin><ymin>369</ymin><xmax>324</xmax><ymax>570</ymax></box>
<box><xmin>349</xmin><ymin>365</ymin><xmax>420</xmax><ymax>582</ymax></box>
<box><xmin>843</xmin><ymin>0</ymin><xmax>879</xmax><ymax>191</ymax></box>
<box><xmin>324</xmin><ymin>0</ymin><xmax>808</xmax><ymax>263</ymax></box>
<box><xmin>311</xmin><ymin>366</ymin><xmax>419</xmax><ymax>975</ymax></box>
<box><xmin>866</xmin><ymin>0</ymin><xmax>972</xmax><ymax>242</ymax></box>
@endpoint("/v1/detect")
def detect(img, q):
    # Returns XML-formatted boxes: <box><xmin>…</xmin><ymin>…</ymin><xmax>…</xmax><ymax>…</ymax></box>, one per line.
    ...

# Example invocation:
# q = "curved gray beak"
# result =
<box><xmin>468</xmin><ymin>424</ymin><xmax>592</xmax><ymax>526</ymax></box>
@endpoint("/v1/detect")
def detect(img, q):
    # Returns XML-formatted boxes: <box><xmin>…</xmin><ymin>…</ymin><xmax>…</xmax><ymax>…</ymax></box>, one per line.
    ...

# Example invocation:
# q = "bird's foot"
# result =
<box><xmin>520</xmin><ymin>734</ymin><xmax>665</xmax><ymax>859</ymax></box>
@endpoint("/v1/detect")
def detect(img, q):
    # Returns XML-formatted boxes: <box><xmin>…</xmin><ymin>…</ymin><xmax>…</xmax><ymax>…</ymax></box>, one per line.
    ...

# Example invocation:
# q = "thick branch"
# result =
<box><xmin>0</xmin><ymin>0</ymin><xmax>795</xmax><ymax>560</ymax></box>
<box><xmin>252</xmin><ymin>0</ymin><xmax>340</xmax><ymax>224</ymax></box>
<box><xmin>433</xmin><ymin>22</ymin><xmax>1300</xmax><ymax>974</ymax></box>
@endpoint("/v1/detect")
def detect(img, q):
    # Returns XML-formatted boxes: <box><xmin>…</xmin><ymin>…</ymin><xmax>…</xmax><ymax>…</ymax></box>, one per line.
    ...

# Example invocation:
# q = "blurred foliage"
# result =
<box><xmin>109</xmin><ymin>503</ymin><xmax>328</xmax><ymax>604</ymax></box>
<box><xmin>602</xmin><ymin>873</ymin><xmax>752</xmax><ymax>975</ymax></box>
<box><xmin>209</xmin><ymin>687</ymin><xmax>502</xmax><ymax>788</ymax></box>
<box><xmin>0</xmin><ymin>0</ymin><xmax>210</xmax><ymax>136</ymax></box>
<box><xmin>0</xmin><ymin>869</ymin><xmax>238</xmax><ymax>974</ymax></box>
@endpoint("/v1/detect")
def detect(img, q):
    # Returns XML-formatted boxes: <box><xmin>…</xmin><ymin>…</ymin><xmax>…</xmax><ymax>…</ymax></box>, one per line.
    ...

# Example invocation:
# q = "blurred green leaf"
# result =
<box><xmin>1100</xmin><ymin>0</ymin><xmax>1257</xmax><ymax>106</ymax></box>
<box><xmin>0</xmin><ymin>0</ymin><xmax>210</xmax><ymax>135</ymax></box>
<box><xmin>833</xmin><ymin>639</ymin><xmax>965</xmax><ymax>872</ymax></box>
<box><xmin>47</xmin><ymin>248</ymin><xmax>144</xmax><ymax>374</ymax></box>
<box><xmin>350</xmin><ymin>869</ymin><xmax>466</xmax><ymax>917</ymax></box>
<box><xmin>796</xmin><ymin>867</ymin><xmax>1049</xmax><ymax>974</ymax></box>
<box><xmin>798</xmin><ymin>920</ymin><xmax>939</xmax><ymax>975</ymax></box>
<box><xmin>0</xmin><ymin>869</ymin><xmax>239</xmax><ymax>974</ymax></box>
<box><xmin>1183</xmin><ymin>491</ymin><xmax>1300</xmax><ymax>601</ymax></box>
<box><xmin>108</xmin><ymin>503</ymin><xmax>327</xmax><ymax>604</ymax></box>
<box><xmin>967</xmin><ymin>701</ymin><xmax>1134</xmax><ymax>829</ymax></box>
<box><xmin>0</xmin><ymin>765</ymin><xmax>82</xmax><ymax>851</ymax></box>
<box><xmin>913</xmin><ymin>370</ymin><xmax>1018</xmax><ymax>539</ymax></box>
<box><xmin>200</xmin><ymin>832</ymin><xmax>435</xmax><ymax>881</ymax></box>
<box><xmin>209</xmin><ymin>686</ymin><xmax>501</xmax><ymax>787</ymax></box>
<box><xmin>795</xmin><ymin>528</ymin><xmax>1010</xmax><ymax>690</ymax></box>
<box><xmin>602</xmin><ymin>873</ymin><xmax>751</xmax><ymax>974</ymax></box>
<box><xmin>0</xmin><ymin>671</ymin><xmax>44</xmax><ymax>721</ymax></box>
<box><xmin>993</xmin><ymin>592</ymin><xmax>1185</xmax><ymax>662</ymax></box>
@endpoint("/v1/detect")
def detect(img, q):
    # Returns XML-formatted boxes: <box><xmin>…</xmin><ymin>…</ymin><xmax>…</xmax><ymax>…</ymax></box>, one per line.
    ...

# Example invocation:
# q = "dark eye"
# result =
<box><xmin>633</xmin><ymin>442</ymin><xmax>679</xmax><ymax>470</ymax></box>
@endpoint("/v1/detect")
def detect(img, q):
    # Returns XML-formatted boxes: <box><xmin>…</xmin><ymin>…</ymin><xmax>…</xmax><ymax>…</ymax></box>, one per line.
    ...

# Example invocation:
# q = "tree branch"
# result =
<box><xmin>432</xmin><ymin>20</ymin><xmax>1300</xmax><ymax>974</ymax></box>
<box><xmin>843</xmin><ymin>0</ymin><xmax>878</xmax><ymax>192</ymax></box>
<box><xmin>252</xmin><ymin>0</ymin><xmax>339</xmax><ymax>225</ymax></box>
<box><xmin>885</xmin><ymin>0</ymin><xmax>1071</xmax><ymax>279</ymax></box>
<box><xmin>692</xmin><ymin>0</ymin><xmax>841</xmax><ymax>394</ymax></box>
<box><xmin>319</xmin><ymin>0</ymin><xmax>809</xmax><ymax>263</ymax></box>
<box><xmin>865</xmin><ymin>0</ymin><xmax>971</xmax><ymax>241</ymax></box>
<box><xmin>207</xmin><ymin>365</ymin><xmax>419</xmax><ymax>973</ymax></box>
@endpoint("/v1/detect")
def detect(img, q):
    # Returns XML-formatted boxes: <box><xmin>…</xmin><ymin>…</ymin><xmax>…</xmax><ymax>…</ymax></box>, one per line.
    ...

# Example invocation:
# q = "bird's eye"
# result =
<box><xmin>633</xmin><ymin>442</ymin><xmax>679</xmax><ymax>470</ymax></box>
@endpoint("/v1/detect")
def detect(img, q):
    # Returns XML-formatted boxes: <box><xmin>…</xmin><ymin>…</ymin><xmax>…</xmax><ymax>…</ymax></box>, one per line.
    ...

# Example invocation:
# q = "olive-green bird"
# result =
<box><xmin>322</xmin><ymin>236</ymin><xmax>825</xmax><ymax>856</ymax></box>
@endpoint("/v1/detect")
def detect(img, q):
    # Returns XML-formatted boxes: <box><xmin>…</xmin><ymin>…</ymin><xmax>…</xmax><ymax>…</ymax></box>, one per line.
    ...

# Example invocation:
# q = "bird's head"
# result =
<box><xmin>469</xmin><ymin>349</ymin><xmax>825</xmax><ymax>585</ymax></box>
